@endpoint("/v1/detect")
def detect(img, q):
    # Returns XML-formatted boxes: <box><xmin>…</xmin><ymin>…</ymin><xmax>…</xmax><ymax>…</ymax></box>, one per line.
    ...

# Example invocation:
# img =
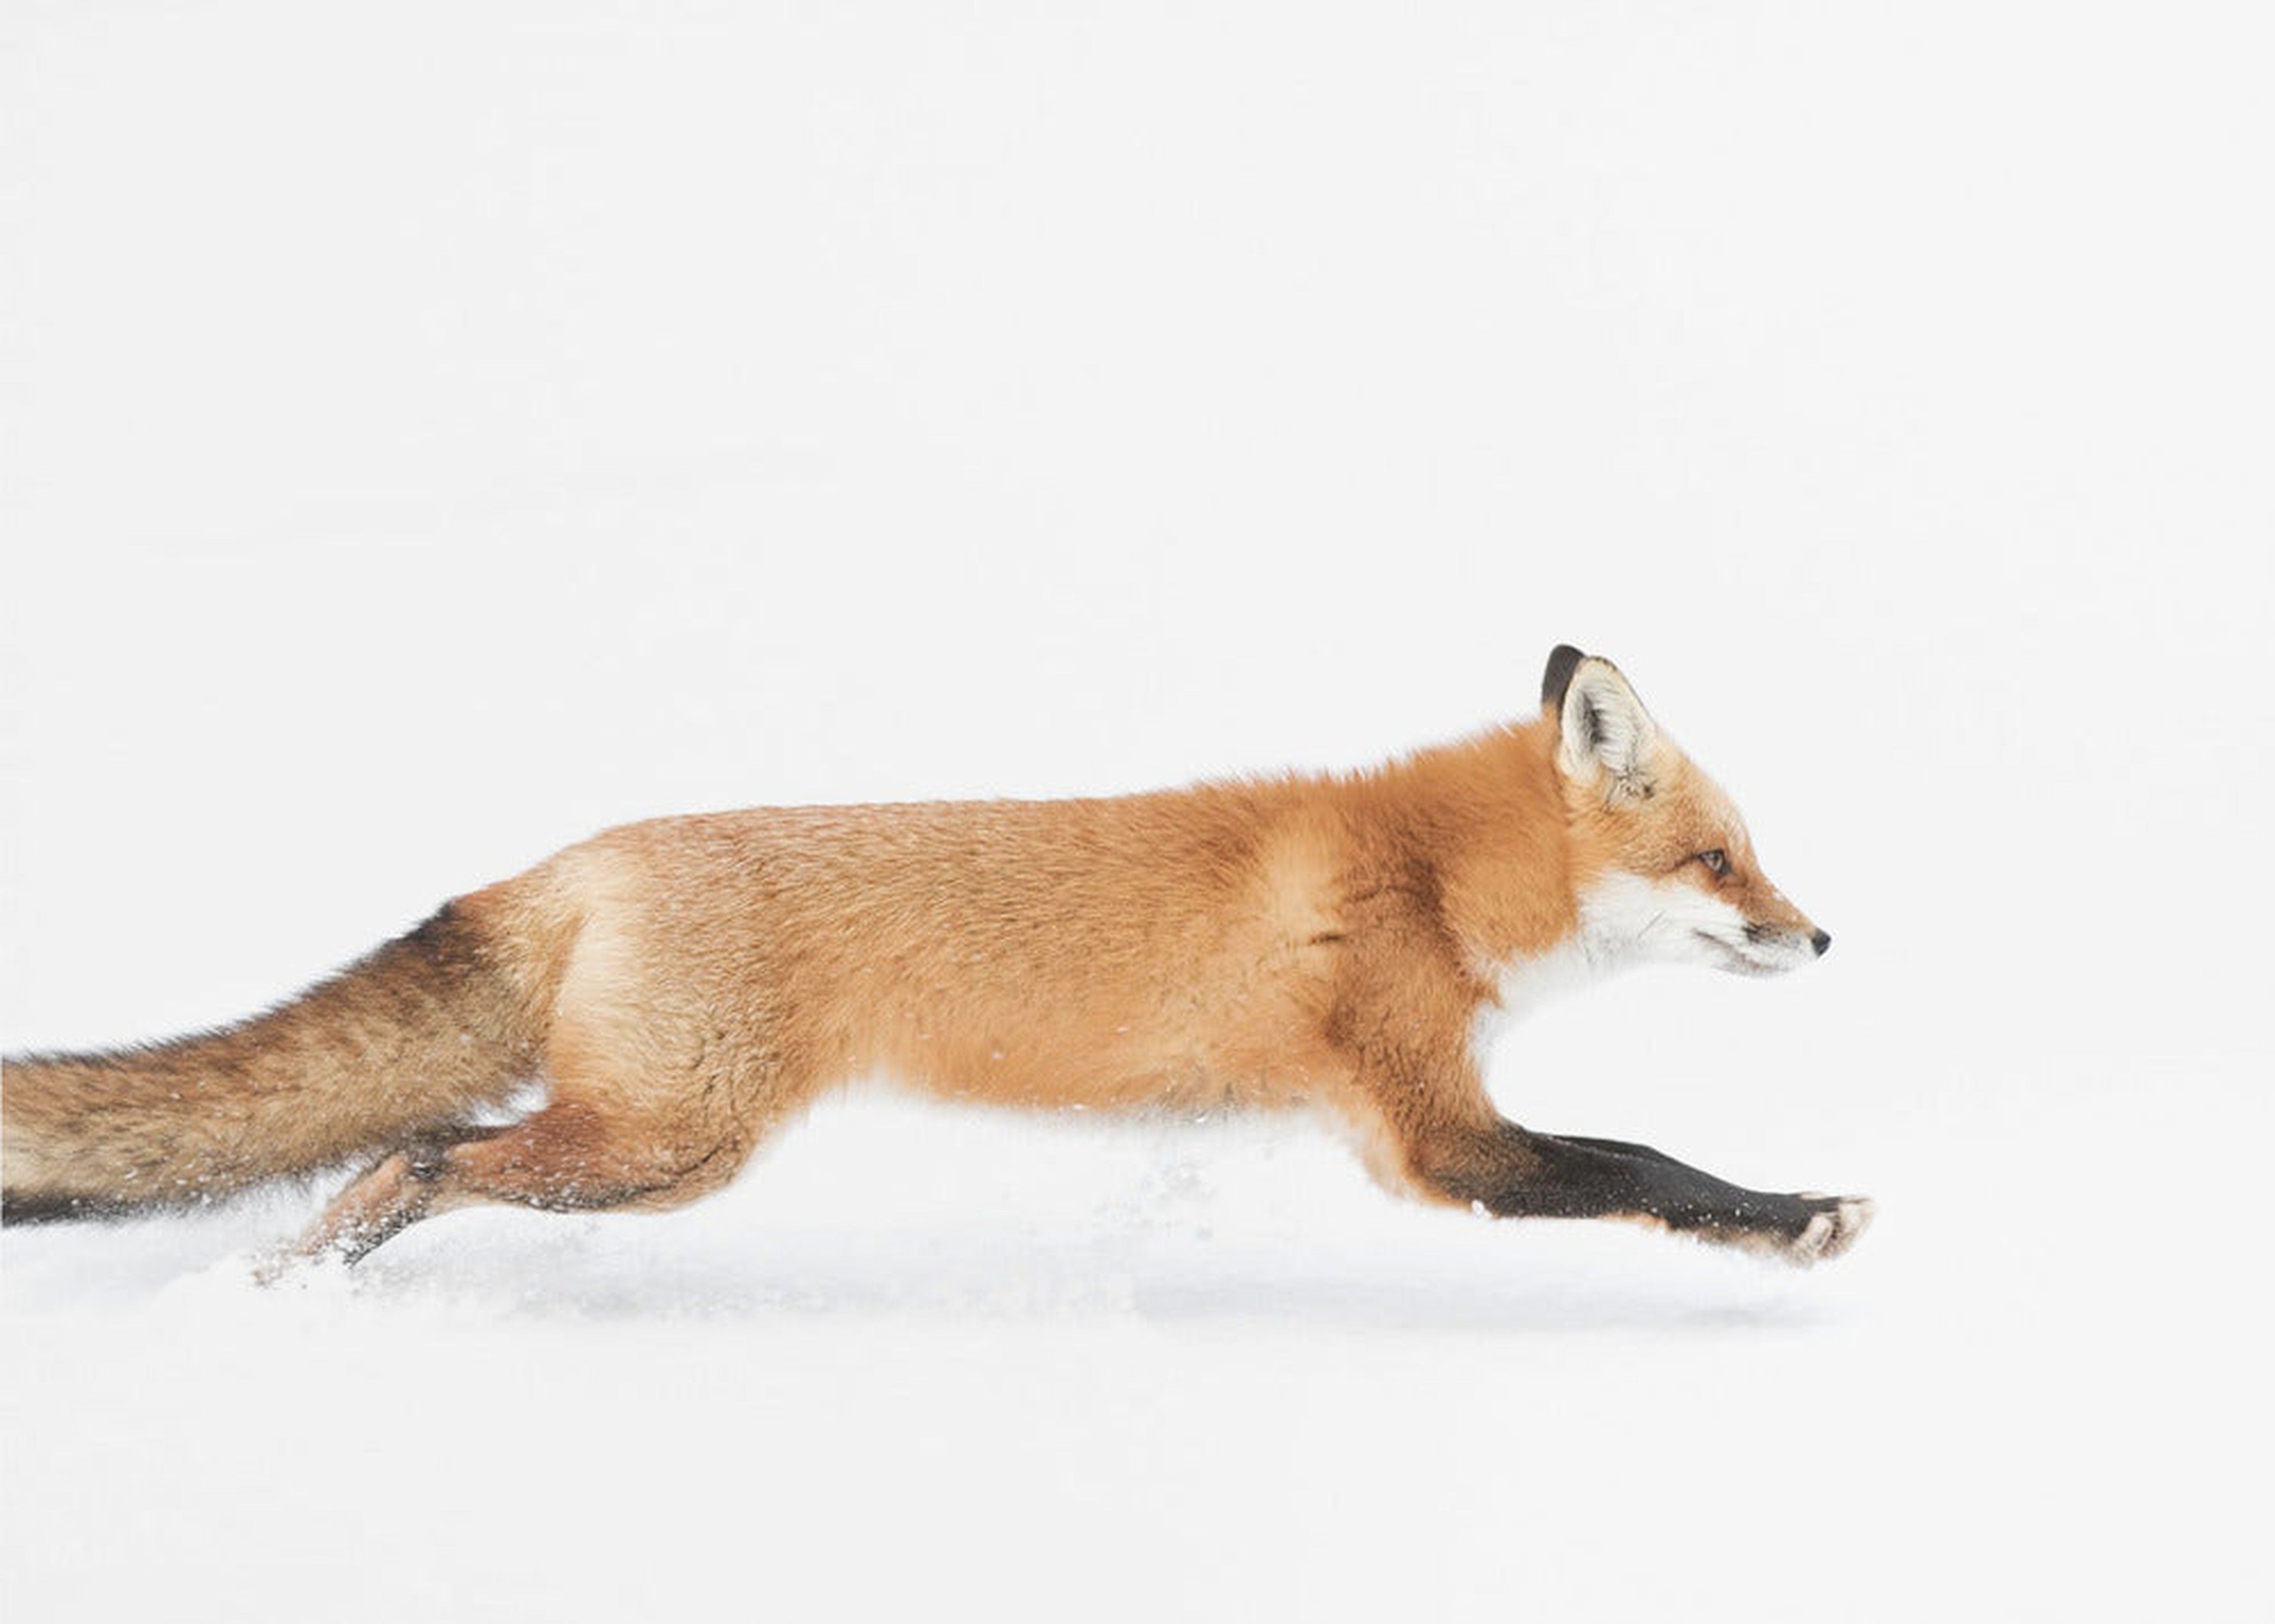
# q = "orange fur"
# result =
<box><xmin>4</xmin><ymin>648</ymin><xmax>1859</xmax><ymax>1268</ymax></box>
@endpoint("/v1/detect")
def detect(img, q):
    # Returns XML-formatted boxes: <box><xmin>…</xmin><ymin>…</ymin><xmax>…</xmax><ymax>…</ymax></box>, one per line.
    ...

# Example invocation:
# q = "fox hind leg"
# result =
<box><xmin>283</xmin><ymin>1146</ymin><xmax>438</xmax><ymax>1267</ymax></box>
<box><xmin>288</xmin><ymin>1052</ymin><xmax>806</xmax><ymax>1266</ymax></box>
<box><xmin>290</xmin><ymin>1101</ymin><xmax>757</xmax><ymax>1266</ymax></box>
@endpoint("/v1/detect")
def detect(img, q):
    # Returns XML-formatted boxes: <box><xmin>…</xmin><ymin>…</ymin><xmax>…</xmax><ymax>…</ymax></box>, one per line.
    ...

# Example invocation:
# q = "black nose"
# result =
<box><xmin>1811</xmin><ymin>930</ymin><xmax>1832</xmax><ymax>957</ymax></box>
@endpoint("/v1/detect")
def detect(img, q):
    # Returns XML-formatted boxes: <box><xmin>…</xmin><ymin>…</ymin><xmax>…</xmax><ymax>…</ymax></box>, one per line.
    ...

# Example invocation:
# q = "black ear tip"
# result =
<box><xmin>1542</xmin><ymin>644</ymin><xmax>1588</xmax><ymax>710</ymax></box>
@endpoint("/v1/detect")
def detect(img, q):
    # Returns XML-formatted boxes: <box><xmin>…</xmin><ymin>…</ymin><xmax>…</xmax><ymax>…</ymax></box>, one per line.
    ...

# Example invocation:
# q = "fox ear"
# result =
<box><xmin>1556</xmin><ymin>655</ymin><xmax>1658</xmax><ymax>792</ymax></box>
<box><xmin>1540</xmin><ymin>644</ymin><xmax>1588</xmax><ymax>712</ymax></box>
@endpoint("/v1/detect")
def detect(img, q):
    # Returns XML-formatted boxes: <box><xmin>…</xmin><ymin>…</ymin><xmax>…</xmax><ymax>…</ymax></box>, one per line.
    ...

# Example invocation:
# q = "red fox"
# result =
<box><xmin>2</xmin><ymin>646</ymin><xmax>1871</xmax><ymax>1270</ymax></box>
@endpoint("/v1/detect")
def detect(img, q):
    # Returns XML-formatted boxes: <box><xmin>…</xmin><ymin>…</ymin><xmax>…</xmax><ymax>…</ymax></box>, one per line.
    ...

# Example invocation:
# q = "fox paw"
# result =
<box><xmin>1780</xmin><ymin>1193</ymin><xmax>1875</xmax><ymax>1266</ymax></box>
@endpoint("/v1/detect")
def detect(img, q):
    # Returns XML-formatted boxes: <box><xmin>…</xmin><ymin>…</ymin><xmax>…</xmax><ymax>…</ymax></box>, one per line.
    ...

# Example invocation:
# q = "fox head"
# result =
<box><xmin>1542</xmin><ymin>644</ymin><xmax>1829</xmax><ymax>978</ymax></box>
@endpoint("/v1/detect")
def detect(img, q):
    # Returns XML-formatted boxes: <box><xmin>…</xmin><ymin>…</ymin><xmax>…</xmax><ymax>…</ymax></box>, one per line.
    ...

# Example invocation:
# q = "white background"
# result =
<box><xmin>4</xmin><ymin>2</ymin><xmax>2268</xmax><ymax>1618</ymax></box>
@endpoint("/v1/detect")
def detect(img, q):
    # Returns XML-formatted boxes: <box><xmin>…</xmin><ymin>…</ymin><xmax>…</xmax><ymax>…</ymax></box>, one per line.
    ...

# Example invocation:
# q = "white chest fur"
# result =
<box><xmin>1468</xmin><ymin>873</ymin><xmax>1743</xmax><ymax>1061</ymax></box>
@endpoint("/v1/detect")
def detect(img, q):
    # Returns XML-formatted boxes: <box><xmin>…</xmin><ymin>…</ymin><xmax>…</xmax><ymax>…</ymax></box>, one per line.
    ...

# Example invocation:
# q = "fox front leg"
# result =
<box><xmin>1410</xmin><ymin>1119</ymin><xmax>1873</xmax><ymax>1266</ymax></box>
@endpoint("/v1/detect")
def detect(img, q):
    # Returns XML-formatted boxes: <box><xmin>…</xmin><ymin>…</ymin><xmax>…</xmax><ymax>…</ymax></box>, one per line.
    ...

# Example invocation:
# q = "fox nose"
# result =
<box><xmin>1811</xmin><ymin>930</ymin><xmax>1832</xmax><ymax>957</ymax></box>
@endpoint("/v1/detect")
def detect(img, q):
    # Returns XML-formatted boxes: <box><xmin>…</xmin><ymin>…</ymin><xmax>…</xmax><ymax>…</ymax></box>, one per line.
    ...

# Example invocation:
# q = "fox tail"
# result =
<box><xmin>2</xmin><ymin>901</ymin><xmax>559</xmax><ymax>1223</ymax></box>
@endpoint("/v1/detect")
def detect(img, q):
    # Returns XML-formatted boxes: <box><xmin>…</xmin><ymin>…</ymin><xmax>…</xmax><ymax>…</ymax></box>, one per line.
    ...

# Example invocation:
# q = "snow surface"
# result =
<box><xmin>5</xmin><ymin>2</ymin><xmax>2271</xmax><ymax>1619</ymax></box>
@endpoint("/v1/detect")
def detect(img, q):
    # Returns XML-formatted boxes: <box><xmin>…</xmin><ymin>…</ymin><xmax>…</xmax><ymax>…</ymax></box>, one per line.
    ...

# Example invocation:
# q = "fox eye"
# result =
<box><xmin>1697</xmin><ymin>848</ymin><xmax>1729</xmax><ymax>876</ymax></box>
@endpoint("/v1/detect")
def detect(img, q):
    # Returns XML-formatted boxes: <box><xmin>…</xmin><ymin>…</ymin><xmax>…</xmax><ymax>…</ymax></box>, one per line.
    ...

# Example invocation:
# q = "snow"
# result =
<box><xmin>8</xmin><ymin>1084</ymin><xmax>2267</xmax><ymax>1617</ymax></box>
<box><xmin>4</xmin><ymin>2</ymin><xmax>2270</xmax><ymax>1619</ymax></box>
